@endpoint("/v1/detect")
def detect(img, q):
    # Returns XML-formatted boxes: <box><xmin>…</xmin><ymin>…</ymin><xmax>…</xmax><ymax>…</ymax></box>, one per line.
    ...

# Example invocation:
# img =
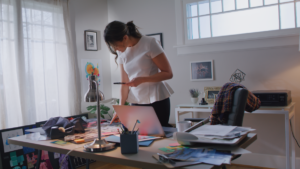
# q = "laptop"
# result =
<box><xmin>113</xmin><ymin>105</ymin><xmax>170</xmax><ymax>137</ymax></box>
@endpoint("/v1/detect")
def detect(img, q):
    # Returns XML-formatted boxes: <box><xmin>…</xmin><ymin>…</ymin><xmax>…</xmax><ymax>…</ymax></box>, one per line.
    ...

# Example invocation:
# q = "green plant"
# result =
<box><xmin>189</xmin><ymin>89</ymin><xmax>199</xmax><ymax>98</ymax></box>
<box><xmin>86</xmin><ymin>99</ymin><xmax>130</xmax><ymax>119</ymax></box>
<box><xmin>115</xmin><ymin>99</ymin><xmax>130</xmax><ymax>106</ymax></box>
<box><xmin>87</xmin><ymin>104</ymin><xmax>111</xmax><ymax>119</ymax></box>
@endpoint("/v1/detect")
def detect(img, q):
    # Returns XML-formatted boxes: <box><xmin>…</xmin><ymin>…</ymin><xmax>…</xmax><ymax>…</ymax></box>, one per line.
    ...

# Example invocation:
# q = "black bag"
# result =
<box><xmin>42</xmin><ymin>116</ymin><xmax>87</xmax><ymax>138</ymax></box>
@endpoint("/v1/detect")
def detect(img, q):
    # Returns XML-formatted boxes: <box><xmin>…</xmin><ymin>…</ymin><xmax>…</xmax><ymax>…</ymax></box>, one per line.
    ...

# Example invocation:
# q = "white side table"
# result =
<box><xmin>175</xmin><ymin>102</ymin><xmax>296</xmax><ymax>169</ymax></box>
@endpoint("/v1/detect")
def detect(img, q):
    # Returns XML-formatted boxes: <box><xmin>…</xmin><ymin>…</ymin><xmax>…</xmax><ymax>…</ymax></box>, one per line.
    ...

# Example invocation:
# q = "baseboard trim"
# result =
<box><xmin>232</xmin><ymin>153</ymin><xmax>299</xmax><ymax>169</ymax></box>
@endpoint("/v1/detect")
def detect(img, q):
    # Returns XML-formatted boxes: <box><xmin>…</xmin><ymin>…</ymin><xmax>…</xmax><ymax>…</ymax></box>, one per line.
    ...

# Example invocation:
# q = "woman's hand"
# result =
<box><xmin>125</xmin><ymin>77</ymin><xmax>144</xmax><ymax>87</ymax></box>
<box><xmin>110</xmin><ymin>113</ymin><xmax>120</xmax><ymax>124</ymax></box>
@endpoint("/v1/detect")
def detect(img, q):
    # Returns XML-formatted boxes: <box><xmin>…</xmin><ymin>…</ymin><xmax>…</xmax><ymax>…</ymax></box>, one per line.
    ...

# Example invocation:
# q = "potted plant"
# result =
<box><xmin>189</xmin><ymin>89</ymin><xmax>200</xmax><ymax>104</ymax></box>
<box><xmin>87</xmin><ymin>104</ymin><xmax>112</xmax><ymax>119</ymax></box>
<box><xmin>86</xmin><ymin>99</ymin><xmax>130</xmax><ymax>119</ymax></box>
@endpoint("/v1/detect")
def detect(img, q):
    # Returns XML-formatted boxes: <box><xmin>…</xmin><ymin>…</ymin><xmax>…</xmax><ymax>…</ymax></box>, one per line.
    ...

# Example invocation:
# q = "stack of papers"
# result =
<box><xmin>173</xmin><ymin>125</ymin><xmax>255</xmax><ymax>146</ymax></box>
<box><xmin>189</xmin><ymin>125</ymin><xmax>255</xmax><ymax>140</ymax></box>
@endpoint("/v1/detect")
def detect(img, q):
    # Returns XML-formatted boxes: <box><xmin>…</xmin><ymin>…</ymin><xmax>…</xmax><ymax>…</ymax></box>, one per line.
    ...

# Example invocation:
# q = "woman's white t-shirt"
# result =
<box><xmin>117</xmin><ymin>36</ymin><xmax>174</xmax><ymax>104</ymax></box>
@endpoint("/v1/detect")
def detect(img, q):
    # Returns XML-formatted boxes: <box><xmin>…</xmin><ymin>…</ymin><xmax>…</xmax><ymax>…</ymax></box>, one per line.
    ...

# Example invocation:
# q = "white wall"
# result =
<box><xmin>70</xmin><ymin>0</ymin><xmax>300</xmax><ymax>168</ymax></box>
<box><xmin>107</xmin><ymin>0</ymin><xmax>300</xmax><ymax>168</ymax></box>
<box><xmin>70</xmin><ymin>0</ymin><xmax>112</xmax><ymax>115</ymax></box>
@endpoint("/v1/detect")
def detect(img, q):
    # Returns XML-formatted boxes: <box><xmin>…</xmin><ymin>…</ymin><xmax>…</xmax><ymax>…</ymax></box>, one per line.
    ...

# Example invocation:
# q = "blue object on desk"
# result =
<box><xmin>105</xmin><ymin>135</ymin><xmax>154</xmax><ymax>147</ymax></box>
<box><xmin>138</xmin><ymin>140</ymin><xmax>154</xmax><ymax>147</ymax></box>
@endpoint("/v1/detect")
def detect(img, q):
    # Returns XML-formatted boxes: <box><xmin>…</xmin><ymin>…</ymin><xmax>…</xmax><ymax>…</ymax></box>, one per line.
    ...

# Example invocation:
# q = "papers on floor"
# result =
<box><xmin>155</xmin><ymin>148</ymin><xmax>234</xmax><ymax>168</ymax></box>
<box><xmin>154</xmin><ymin>145</ymin><xmax>252</xmax><ymax>168</ymax></box>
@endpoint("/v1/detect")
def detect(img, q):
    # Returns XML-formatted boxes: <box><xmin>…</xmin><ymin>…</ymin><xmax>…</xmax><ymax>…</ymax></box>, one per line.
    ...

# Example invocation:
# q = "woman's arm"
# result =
<box><xmin>119</xmin><ymin>64</ymin><xmax>130</xmax><ymax>105</ymax></box>
<box><xmin>126</xmin><ymin>52</ymin><xmax>173</xmax><ymax>87</ymax></box>
<box><xmin>110</xmin><ymin>64</ymin><xmax>130</xmax><ymax>124</ymax></box>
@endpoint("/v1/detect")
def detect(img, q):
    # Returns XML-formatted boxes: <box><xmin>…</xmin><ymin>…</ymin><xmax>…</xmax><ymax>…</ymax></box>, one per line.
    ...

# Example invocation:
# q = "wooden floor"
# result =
<box><xmin>78</xmin><ymin>161</ymin><xmax>275</xmax><ymax>169</ymax></box>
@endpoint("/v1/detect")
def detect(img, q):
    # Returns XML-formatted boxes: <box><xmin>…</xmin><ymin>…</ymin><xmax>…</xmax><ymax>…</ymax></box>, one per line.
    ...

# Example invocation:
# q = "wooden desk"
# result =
<box><xmin>175</xmin><ymin>102</ymin><xmax>296</xmax><ymax>169</ymax></box>
<box><xmin>8</xmin><ymin>133</ymin><xmax>256</xmax><ymax>169</ymax></box>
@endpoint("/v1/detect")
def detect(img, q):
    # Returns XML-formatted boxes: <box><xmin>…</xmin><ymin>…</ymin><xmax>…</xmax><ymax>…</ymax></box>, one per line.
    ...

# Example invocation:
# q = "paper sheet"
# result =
<box><xmin>189</xmin><ymin>125</ymin><xmax>236</xmax><ymax>136</ymax></box>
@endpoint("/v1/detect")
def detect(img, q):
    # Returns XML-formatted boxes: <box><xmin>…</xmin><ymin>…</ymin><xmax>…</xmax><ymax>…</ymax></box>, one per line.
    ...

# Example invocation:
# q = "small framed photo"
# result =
<box><xmin>146</xmin><ymin>33</ymin><xmax>163</xmax><ymax>48</ymax></box>
<box><xmin>190</xmin><ymin>60</ymin><xmax>214</xmax><ymax>81</ymax></box>
<box><xmin>84</xmin><ymin>30</ymin><xmax>98</xmax><ymax>51</ymax></box>
<box><xmin>204</xmin><ymin>86</ymin><xmax>222</xmax><ymax>104</ymax></box>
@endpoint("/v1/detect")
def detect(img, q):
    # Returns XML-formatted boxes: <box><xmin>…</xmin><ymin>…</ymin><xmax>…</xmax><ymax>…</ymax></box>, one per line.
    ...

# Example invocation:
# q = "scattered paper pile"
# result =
<box><xmin>154</xmin><ymin>146</ymin><xmax>251</xmax><ymax>168</ymax></box>
<box><xmin>165</xmin><ymin>148</ymin><xmax>232</xmax><ymax>165</ymax></box>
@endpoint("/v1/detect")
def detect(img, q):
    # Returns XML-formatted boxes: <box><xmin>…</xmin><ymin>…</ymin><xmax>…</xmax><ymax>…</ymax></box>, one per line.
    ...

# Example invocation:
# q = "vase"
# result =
<box><xmin>191</xmin><ymin>97</ymin><xmax>199</xmax><ymax>104</ymax></box>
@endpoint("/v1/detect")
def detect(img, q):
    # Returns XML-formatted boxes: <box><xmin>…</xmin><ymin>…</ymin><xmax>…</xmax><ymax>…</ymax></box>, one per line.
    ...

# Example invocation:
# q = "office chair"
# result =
<box><xmin>184</xmin><ymin>88</ymin><xmax>249</xmax><ymax>169</ymax></box>
<box><xmin>185</xmin><ymin>88</ymin><xmax>249</xmax><ymax>125</ymax></box>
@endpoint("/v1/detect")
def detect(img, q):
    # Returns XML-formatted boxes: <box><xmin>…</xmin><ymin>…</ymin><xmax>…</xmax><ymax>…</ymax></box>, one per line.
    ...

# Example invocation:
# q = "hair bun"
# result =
<box><xmin>126</xmin><ymin>21</ymin><xmax>136</xmax><ymax>35</ymax></box>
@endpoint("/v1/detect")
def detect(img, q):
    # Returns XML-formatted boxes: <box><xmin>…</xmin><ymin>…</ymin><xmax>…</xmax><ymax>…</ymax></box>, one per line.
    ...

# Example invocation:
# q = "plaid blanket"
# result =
<box><xmin>210</xmin><ymin>82</ymin><xmax>261</xmax><ymax>125</ymax></box>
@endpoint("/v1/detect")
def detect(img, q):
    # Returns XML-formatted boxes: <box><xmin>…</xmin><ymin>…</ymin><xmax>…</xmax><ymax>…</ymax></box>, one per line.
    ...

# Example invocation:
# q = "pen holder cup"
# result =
<box><xmin>120</xmin><ymin>132</ymin><xmax>138</xmax><ymax>154</ymax></box>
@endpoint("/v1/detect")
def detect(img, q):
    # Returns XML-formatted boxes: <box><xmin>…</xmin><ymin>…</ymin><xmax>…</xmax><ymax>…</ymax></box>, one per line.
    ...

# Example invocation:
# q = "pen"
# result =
<box><xmin>113</xmin><ymin>82</ymin><xmax>126</xmax><ymax>84</ymax></box>
<box><xmin>135</xmin><ymin>128</ymin><xmax>139</xmax><ymax>134</ymax></box>
<box><xmin>120</xmin><ymin>125</ymin><xmax>124</xmax><ymax>133</ymax></box>
<box><xmin>132</xmin><ymin>120</ymin><xmax>140</xmax><ymax>134</ymax></box>
<box><xmin>122</xmin><ymin>124</ymin><xmax>128</xmax><ymax>132</ymax></box>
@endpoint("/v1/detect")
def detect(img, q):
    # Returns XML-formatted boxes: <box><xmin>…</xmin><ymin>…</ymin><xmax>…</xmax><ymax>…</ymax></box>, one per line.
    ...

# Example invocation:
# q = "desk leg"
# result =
<box><xmin>48</xmin><ymin>152</ymin><xmax>59</xmax><ymax>169</ymax></box>
<box><xmin>86</xmin><ymin>159</ymin><xmax>90</xmax><ymax>169</ymax></box>
<box><xmin>292</xmin><ymin>115</ymin><xmax>296</xmax><ymax>169</ymax></box>
<box><xmin>36</xmin><ymin>149</ymin><xmax>41</xmax><ymax>169</ymax></box>
<box><xmin>68</xmin><ymin>156</ymin><xmax>76</xmax><ymax>169</ymax></box>
<box><xmin>285</xmin><ymin>113</ymin><xmax>291</xmax><ymax>169</ymax></box>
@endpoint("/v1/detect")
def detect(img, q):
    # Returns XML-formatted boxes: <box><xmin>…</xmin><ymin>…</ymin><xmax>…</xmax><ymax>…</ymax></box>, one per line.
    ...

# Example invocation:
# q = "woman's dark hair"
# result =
<box><xmin>104</xmin><ymin>21</ymin><xmax>142</xmax><ymax>64</ymax></box>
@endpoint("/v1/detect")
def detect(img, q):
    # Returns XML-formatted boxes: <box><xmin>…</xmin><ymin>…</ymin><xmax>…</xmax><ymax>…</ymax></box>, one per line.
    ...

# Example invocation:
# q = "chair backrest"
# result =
<box><xmin>227</xmin><ymin>88</ymin><xmax>248</xmax><ymax>126</ymax></box>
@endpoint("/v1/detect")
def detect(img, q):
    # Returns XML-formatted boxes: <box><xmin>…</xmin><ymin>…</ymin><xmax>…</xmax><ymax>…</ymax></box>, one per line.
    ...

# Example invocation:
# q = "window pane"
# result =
<box><xmin>237</xmin><ymin>0</ymin><xmax>249</xmax><ymax>9</ymax></box>
<box><xmin>223</xmin><ymin>0</ymin><xmax>235</xmax><ymax>11</ymax></box>
<box><xmin>199</xmin><ymin>16</ymin><xmax>211</xmax><ymax>38</ymax></box>
<box><xmin>265</xmin><ymin>0</ymin><xmax>278</xmax><ymax>5</ymax></box>
<box><xmin>280</xmin><ymin>3</ymin><xmax>295</xmax><ymax>29</ymax></box>
<box><xmin>250</xmin><ymin>0</ymin><xmax>263</xmax><ymax>7</ymax></box>
<box><xmin>296</xmin><ymin>1</ymin><xmax>300</xmax><ymax>27</ymax></box>
<box><xmin>32</xmin><ymin>10</ymin><xmax>42</xmax><ymax>24</ymax></box>
<box><xmin>280</xmin><ymin>0</ymin><xmax>293</xmax><ymax>3</ymax></box>
<box><xmin>187</xmin><ymin>2</ymin><xmax>198</xmax><ymax>17</ymax></box>
<box><xmin>211</xmin><ymin>0</ymin><xmax>222</xmax><ymax>13</ymax></box>
<box><xmin>199</xmin><ymin>0</ymin><xmax>210</xmax><ymax>15</ymax></box>
<box><xmin>211</xmin><ymin>5</ymin><xmax>279</xmax><ymax>37</ymax></box>
<box><xmin>43</xmin><ymin>11</ymin><xmax>53</xmax><ymax>25</ymax></box>
<box><xmin>187</xmin><ymin>18</ymin><xmax>199</xmax><ymax>39</ymax></box>
<box><xmin>44</xmin><ymin>26</ymin><xmax>54</xmax><ymax>40</ymax></box>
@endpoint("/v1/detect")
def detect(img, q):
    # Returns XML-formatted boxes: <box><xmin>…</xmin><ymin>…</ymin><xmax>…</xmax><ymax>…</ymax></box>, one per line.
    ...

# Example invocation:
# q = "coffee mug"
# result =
<box><xmin>176</xmin><ymin>121</ymin><xmax>192</xmax><ymax>132</ymax></box>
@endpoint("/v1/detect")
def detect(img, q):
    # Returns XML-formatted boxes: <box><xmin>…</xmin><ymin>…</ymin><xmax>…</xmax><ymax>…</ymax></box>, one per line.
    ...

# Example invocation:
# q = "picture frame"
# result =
<box><xmin>84</xmin><ymin>30</ymin><xmax>98</xmax><ymax>51</ymax></box>
<box><xmin>204</xmin><ymin>86</ymin><xmax>222</xmax><ymax>104</ymax></box>
<box><xmin>146</xmin><ymin>33</ymin><xmax>163</xmax><ymax>48</ymax></box>
<box><xmin>190</xmin><ymin>60</ymin><xmax>214</xmax><ymax>81</ymax></box>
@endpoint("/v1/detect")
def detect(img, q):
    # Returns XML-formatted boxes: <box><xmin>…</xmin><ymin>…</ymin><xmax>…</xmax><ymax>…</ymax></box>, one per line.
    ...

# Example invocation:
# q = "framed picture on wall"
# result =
<box><xmin>146</xmin><ymin>33</ymin><xmax>163</xmax><ymax>48</ymax></box>
<box><xmin>84</xmin><ymin>30</ymin><xmax>98</xmax><ymax>51</ymax></box>
<box><xmin>190</xmin><ymin>60</ymin><xmax>214</xmax><ymax>81</ymax></box>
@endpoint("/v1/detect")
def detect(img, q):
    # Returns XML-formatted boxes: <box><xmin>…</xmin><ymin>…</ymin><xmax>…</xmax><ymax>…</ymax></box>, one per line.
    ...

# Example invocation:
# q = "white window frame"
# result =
<box><xmin>174</xmin><ymin>0</ymin><xmax>300</xmax><ymax>55</ymax></box>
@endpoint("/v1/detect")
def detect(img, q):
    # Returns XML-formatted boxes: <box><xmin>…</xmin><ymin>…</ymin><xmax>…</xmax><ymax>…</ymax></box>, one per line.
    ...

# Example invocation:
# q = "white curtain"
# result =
<box><xmin>0</xmin><ymin>0</ymin><xmax>80</xmax><ymax>129</ymax></box>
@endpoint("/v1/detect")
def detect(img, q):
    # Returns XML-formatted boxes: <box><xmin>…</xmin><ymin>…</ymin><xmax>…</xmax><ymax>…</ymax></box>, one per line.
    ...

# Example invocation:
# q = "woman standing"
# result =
<box><xmin>104</xmin><ymin>21</ymin><xmax>174</xmax><ymax>127</ymax></box>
